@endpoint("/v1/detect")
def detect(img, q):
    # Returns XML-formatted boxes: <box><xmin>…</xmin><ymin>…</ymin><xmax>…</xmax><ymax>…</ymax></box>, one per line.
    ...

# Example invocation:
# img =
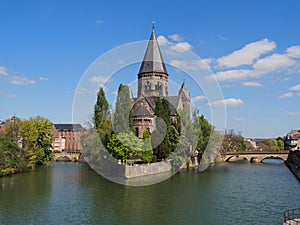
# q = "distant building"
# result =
<box><xmin>0</xmin><ymin>121</ymin><xmax>5</xmax><ymax>136</ymax></box>
<box><xmin>244</xmin><ymin>138</ymin><xmax>257</xmax><ymax>149</ymax></box>
<box><xmin>131</xmin><ymin>27</ymin><xmax>190</xmax><ymax>138</ymax></box>
<box><xmin>0</xmin><ymin>116</ymin><xmax>20</xmax><ymax>137</ymax></box>
<box><xmin>53</xmin><ymin>124</ymin><xmax>84</xmax><ymax>152</ymax></box>
<box><xmin>284</xmin><ymin>130</ymin><xmax>300</xmax><ymax>150</ymax></box>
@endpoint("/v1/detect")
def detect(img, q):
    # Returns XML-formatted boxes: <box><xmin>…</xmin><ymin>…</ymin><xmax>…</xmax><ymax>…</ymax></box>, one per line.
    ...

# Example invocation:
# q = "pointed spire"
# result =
<box><xmin>138</xmin><ymin>26</ymin><xmax>168</xmax><ymax>75</ymax></box>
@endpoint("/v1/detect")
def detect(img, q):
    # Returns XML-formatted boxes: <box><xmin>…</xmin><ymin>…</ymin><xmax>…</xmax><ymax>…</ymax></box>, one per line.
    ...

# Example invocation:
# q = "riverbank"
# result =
<box><xmin>285</xmin><ymin>150</ymin><xmax>300</xmax><ymax>181</ymax></box>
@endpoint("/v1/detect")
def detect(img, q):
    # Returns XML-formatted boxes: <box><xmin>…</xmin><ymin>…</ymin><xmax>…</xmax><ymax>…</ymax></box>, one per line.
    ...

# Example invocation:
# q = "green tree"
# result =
<box><xmin>20</xmin><ymin>116</ymin><xmax>55</xmax><ymax>167</ymax></box>
<box><xmin>94</xmin><ymin>87</ymin><xmax>112</xmax><ymax>146</ymax></box>
<box><xmin>196</xmin><ymin>114</ymin><xmax>213</xmax><ymax>155</ymax></box>
<box><xmin>107</xmin><ymin>132</ymin><xmax>142</xmax><ymax>163</ymax></box>
<box><xmin>0</xmin><ymin>137</ymin><xmax>25</xmax><ymax>176</ymax></box>
<box><xmin>221</xmin><ymin>129</ymin><xmax>246</xmax><ymax>153</ymax></box>
<box><xmin>94</xmin><ymin>87</ymin><xmax>109</xmax><ymax>129</ymax></box>
<box><xmin>153</xmin><ymin>97</ymin><xmax>171</xmax><ymax>160</ymax></box>
<box><xmin>114</xmin><ymin>84</ymin><xmax>134</xmax><ymax>134</ymax></box>
<box><xmin>259</xmin><ymin>138</ymin><xmax>282</xmax><ymax>151</ymax></box>
<box><xmin>142</xmin><ymin>129</ymin><xmax>153</xmax><ymax>163</ymax></box>
<box><xmin>167</xmin><ymin>125</ymin><xmax>179</xmax><ymax>152</ymax></box>
<box><xmin>276</xmin><ymin>139</ymin><xmax>284</xmax><ymax>150</ymax></box>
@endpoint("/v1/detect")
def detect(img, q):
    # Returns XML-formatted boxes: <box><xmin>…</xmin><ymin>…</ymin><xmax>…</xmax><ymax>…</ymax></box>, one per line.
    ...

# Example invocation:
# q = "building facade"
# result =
<box><xmin>53</xmin><ymin>124</ymin><xmax>84</xmax><ymax>152</ymax></box>
<box><xmin>284</xmin><ymin>130</ymin><xmax>300</xmax><ymax>150</ymax></box>
<box><xmin>132</xmin><ymin>28</ymin><xmax>190</xmax><ymax>138</ymax></box>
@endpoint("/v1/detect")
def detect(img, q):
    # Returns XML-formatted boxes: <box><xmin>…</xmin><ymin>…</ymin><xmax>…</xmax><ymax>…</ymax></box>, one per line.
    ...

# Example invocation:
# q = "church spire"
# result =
<box><xmin>138</xmin><ymin>26</ymin><xmax>168</xmax><ymax>75</ymax></box>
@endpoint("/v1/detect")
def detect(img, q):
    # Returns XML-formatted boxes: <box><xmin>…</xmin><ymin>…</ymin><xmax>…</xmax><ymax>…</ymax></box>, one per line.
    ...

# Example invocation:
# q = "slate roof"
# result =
<box><xmin>138</xmin><ymin>28</ymin><xmax>168</xmax><ymax>75</ymax></box>
<box><xmin>134</xmin><ymin>105</ymin><xmax>154</xmax><ymax>117</ymax></box>
<box><xmin>54</xmin><ymin>124</ymin><xmax>84</xmax><ymax>131</ymax></box>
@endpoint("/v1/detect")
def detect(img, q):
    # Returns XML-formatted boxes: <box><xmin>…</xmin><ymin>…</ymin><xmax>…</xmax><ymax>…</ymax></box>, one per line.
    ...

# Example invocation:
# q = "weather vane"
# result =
<box><xmin>152</xmin><ymin>20</ymin><xmax>155</xmax><ymax>29</ymax></box>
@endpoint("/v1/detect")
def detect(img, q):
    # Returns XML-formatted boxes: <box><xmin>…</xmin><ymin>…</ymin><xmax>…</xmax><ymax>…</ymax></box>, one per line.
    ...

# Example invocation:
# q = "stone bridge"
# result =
<box><xmin>54</xmin><ymin>152</ymin><xmax>81</xmax><ymax>162</ymax></box>
<box><xmin>224</xmin><ymin>151</ymin><xmax>288</xmax><ymax>163</ymax></box>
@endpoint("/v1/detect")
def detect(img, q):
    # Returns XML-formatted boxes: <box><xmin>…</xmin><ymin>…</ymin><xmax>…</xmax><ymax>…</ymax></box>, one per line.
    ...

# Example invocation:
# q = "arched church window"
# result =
<box><xmin>155</xmin><ymin>82</ymin><xmax>161</xmax><ymax>91</ymax></box>
<box><xmin>135</xmin><ymin>127</ymin><xmax>139</xmax><ymax>137</ymax></box>
<box><xmin>145</xmin><ymin>82</ymin><xmax>151</xmax><ymax>91</ymax></box>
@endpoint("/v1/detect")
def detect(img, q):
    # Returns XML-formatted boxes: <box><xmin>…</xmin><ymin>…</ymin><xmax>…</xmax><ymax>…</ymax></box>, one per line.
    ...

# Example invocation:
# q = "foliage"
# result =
<box><xmin>142</xmin><ymin>129</ymin><xmax>153</xmax><ymax>163</ymax></box>
<box><xmin>107</xmin><ymin>133</ymin><xmax>143</xmax><ymax>163</ymax></box>
<box><xmin>1</xmin><ymin>116</ymin><xmax>55</xmax><ymax>176</ymax></box>
<box><xmin>167</xmin><ymin>125</ymin><xmax>179</xmax><ymax>152</ymax></box>
<box><xmin>221</xmin><ymin>129</ymin><xmax>246</xmax><ymax>153</ymax></box>
<box><xmin>20</xmin><ymin>116</ymin><xmax>55</xmax><ymax>166</ymax></box>
<box><xmin>258</xmin><ymin>138</ymin><xmax>284</xmax><ymax>151</ymax></box>
<box><xmin>94</xmin><ymin>87</ymin><xmax>112</xmax><ymax>146</ymax></box>
<box><xmin>0</xmin><ymin>137</ymin><xmax>25</xmax><ymax>176</ymax></box>
<box><xmin>153</xmin><ymin>97</ymin><xmax>171</xmax><ymax>160</ymax></box>
<box><xmin>113</xmin><ymin>84</ymin><xmax>134</xmax><ymax>134</ymax></box>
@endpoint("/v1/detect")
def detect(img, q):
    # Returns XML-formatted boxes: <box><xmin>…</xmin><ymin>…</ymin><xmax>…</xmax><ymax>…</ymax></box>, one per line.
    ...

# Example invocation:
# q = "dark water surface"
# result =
<box><xmin>0</xmin><ymin>160</ymin><xmax>299</xmax><ymax>225</ymax></box>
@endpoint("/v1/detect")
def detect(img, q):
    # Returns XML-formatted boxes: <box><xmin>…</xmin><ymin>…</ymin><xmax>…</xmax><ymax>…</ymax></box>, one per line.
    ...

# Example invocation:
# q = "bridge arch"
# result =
<box><xmin>258</xmin><ymin>155</ymin><xmax>286</xmax><ymax>163</ymax></box>
<box><xmin>55</xmin><ymin>155</ymin><xmax>72</xmax><ymax>161</ymax></box>
<box><xmin>53</xmin><ymin>153</ymin><xmax>80</xmax><ymax>162</ymax></box>
<box><xmin>225</xmin><ymin>155</ymin><xmax>251</xmax><ymax>162</ymax></box>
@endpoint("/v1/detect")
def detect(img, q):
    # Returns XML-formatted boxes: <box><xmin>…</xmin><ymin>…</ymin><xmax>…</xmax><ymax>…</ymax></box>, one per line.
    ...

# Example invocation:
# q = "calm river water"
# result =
<box><xmin>0</xmin><ymin>160</ymin><xmax>299</xmax><ymax>225</ymax></box>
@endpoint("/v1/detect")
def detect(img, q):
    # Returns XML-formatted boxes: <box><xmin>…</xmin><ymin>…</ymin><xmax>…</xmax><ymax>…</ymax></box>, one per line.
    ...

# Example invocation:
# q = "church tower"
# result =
<box><xmin>137</xmin><ymin>27</ymin><xmax>168</xmax><ymax>98</ymax></box>
<box><xmin>132</xmin><ymin>26</ymin><xmax>191</xmax><ymax>139</ymax></box>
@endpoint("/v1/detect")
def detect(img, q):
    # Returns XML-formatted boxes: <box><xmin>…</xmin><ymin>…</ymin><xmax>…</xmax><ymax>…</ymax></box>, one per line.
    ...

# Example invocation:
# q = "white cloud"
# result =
<box><xmin>297</xmin><ymin>92</ymin><xmax>300</xmax><ymax>96</ymax></box>
<box><xmin>89</xmin><ymin>76</ymin><xmax>108</xmax><ymax>87</ymax></box>
<box><xmin>168</xmin><ymin>34</ymin><xmax>183</xmax><ymax>42</ymax></box>
<box><xmin>8</xmin><ymin>94</ymin><xmax>17</xmax><ymax>98</ymax></box>
<box><xmin>157</xmin><ymin>35</ymin><xmax>168</xmax><ymax>46</ymax></box>
<box><xmin>168</xmin><ymin>42</ymin><xmax>192</xmax><ymax>54</ymax></box>
<box><xmin>286</xmin><ymin>45</ymin><xmax>300</xmax><ymax>58</ymax></box>
<box><xmin>242</xmin><ymin>81</ymin><xmax>263</xmax><ymax>87</ymax></box>
<box><xmin>217</xmin><ymin>34</ymin><xmax>228</xmax><ymax>41</ymax></box>
<box><xmin>289</xmin><ymin>84</ymin><xmax>300</xmax><ymax>91</ymax></box>
<box><xmin>170</xmin><ymin>59</ymin><xmax>211</xmax><ymax>71</ymax></box>
<box><xmin>0</xmin><ymin>66</ymin><xmax>9</xmax><ymax>76</ymax></box>
<box><xmin>253</xmin><ymin>53</ymin><xmax>297</xmax><ymax>73</ymax></box>
<box><xmin>10</xmin><ymin>76</ymin><xmax>35</xmax><ymax>85</ymax></box>
<box><xmin>208</xmin><ymin>69</ymin><xmax>256</xmax><ymax>81</ymax></box>
<box><xmin>286</xmin><ymin>111</ymin><xmax>300</xmax><ymax>116</ymax></box>
<box><xmin>278</xmin><ymin>92</ymin><xmax>293</xmax><ymax>99</ymax></box>
<box><xmin>234</xmin><ymin>117</ymin><xmax>246</xmax><ymax>122</ymax></box>
<box><xmin>217</xmin><ymin>39</ymin><xmax>276</xmax><ymax>68</ymax></box>
<box><xmin>76</xmin><ymin>88</ymin><xmax>88</xmax><ymax>94</ymax></box>
<box><xmin>192</xmin><ymin>95</ymin><xmax>207</xmax><ymax>102</ymax></box>
<box><xmin>39</xmin><ymin>77</ymin><xmax>48</xmax><ymax>81</ymax></box>
<box><xmin>208</xmin><ymin>98</ymin><xmax>244</xmax><ymax>107</ymax></box>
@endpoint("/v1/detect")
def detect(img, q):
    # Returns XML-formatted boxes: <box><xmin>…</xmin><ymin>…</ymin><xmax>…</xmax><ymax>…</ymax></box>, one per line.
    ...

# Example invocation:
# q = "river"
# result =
<box><xmin>0</xmin><ymin>160</ymin><xmax>299</xmax><ymax>225</ymax></box>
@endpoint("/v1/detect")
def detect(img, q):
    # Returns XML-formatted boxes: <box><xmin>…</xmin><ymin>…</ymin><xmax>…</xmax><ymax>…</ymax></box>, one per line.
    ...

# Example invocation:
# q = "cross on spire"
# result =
<box><xmin>152</xmin><ymin>20</ymin><xmax>155</xmax><ymax>29</ymax></box>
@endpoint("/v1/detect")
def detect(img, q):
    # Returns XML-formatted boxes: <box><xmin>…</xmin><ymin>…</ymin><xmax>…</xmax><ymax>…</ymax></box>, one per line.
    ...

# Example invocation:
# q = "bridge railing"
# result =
<box><xmin>284</xmin><ymin>208</ymin><xmax>300</xmax><ymax>224</ymax></box>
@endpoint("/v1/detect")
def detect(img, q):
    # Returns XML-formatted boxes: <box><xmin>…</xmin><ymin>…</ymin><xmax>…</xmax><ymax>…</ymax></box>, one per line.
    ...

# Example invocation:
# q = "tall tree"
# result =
<box><xmin>94</xmin><ymin>87</ymin><xmax>112</xmax><ymax>146</ymax></box>
<box><xmin>94</xmin><ymin>87</ymin><xmax>109</xmax><ymax>129</ymax></box>
<box><xmin>152</xmin><ymin>97</ymin><xmax>172</xmax><ymax>160</ymax></box>
<box><xmin>196</xmin><ymin>114</ymin><xmax>214</xmax><ymax>155</ymax></box>
<box><xmin>142</xmin><ymin>129</ymin><xmax>153</xmax><ymax>163</ymax></box>
<box><xmin>114</xmin><ymin>84</ymin><xmax>134</xmax><ymax>134</ymax></box>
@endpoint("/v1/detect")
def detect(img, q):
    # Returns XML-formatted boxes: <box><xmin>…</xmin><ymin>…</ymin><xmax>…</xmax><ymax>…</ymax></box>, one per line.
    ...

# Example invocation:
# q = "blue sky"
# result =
<box><xmin>1</xmin><ymin>0</ymin><xmax>300</xmax><ymax>138</ymax></box>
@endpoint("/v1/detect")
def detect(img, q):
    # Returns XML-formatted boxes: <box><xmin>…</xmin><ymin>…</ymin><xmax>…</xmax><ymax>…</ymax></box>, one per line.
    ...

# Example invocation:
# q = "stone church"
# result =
<box><xmin>132</xmin><ymin>27</ymin><xmax>191</xmax><ymax>138</ymax></box>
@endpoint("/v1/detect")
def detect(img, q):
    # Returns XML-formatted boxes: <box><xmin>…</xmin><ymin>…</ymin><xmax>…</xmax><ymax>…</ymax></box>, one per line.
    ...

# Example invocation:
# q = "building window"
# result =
<box><xmin>135</xmin><ymin>127</ymin><xmax>139</xmax><ymax>137</ymax></box>
<box><xmin>145</xmin><ymin>82</ymin><xmax>151</xmax><ymax>91</ymax></box>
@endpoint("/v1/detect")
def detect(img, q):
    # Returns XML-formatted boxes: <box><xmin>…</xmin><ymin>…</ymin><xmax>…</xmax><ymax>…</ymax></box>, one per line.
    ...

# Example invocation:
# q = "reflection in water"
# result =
<box><xmin>0</xmin><ymin>162</ymin><xmax>299</xmax><ymax>225</ymax></box>
<box><xmin>261</xmin><ymin>158</ymin><xmax>285</xmax><ymax>164</ymax></box>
